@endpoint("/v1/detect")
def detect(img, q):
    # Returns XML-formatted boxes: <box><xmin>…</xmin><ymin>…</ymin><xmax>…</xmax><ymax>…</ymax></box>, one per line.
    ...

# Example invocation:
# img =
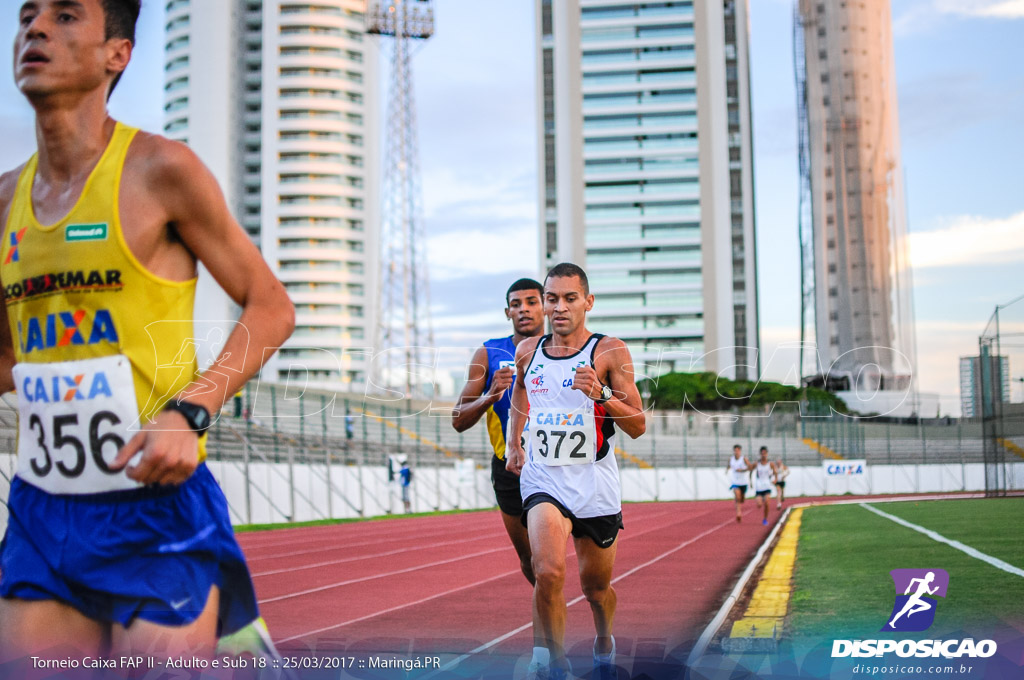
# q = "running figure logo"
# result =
<box><xmin>883</xmin><ymin>568</ymin><xmax>949</xmax><ymax>632</ymax></box>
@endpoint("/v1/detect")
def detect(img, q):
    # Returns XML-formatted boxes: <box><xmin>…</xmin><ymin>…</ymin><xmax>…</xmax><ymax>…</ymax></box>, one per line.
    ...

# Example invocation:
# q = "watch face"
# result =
<box><xmin>193</xmin><ymin>406</ymin><xmax>211</xmax><ymax>429</ymax></box>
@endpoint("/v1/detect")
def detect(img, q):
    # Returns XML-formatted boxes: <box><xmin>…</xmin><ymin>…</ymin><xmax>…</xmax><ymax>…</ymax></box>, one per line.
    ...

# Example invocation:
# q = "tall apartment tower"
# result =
<box><xmin>536</xmin><ymin>1</ymin><xmax>759</xmax><ymax>379</ymax></box>
<box><xmin>163</xmin><ymin>0</ymin><xmax>380</xmax><ymax>390</ymax></box>
<box><xmin>797</xmin><ymin>0</ymin><xmax>915</xmax><ymax>391</ymax></box>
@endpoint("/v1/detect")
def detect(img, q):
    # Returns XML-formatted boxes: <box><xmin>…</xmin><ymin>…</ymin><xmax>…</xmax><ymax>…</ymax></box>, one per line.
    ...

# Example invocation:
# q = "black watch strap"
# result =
<box><xmin>163</xmin><ymin>400</ymin><xmax>212</xmax><ymax>434</ymax></box>
<box><xmin>595</xmin><ymin>383</ymin><xmax>613</xmax><ymax>404</ymax></box>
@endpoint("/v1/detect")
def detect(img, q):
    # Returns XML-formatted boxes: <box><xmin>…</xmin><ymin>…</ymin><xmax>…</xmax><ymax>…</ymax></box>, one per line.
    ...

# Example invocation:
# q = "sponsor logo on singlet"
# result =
<box><xmin>16</xmin><ymin>309</ymin><xmax>120</xmax><ymax>354</ymax></box>
<box><xmin>4</xmin><ymin>228</ymin><xmax>27</xmax><ymax>264</ymax></box>
<box><xmin>65</xmin><ymin>223</ymin><xmax>109</xmax><ymax>242</ymax></box>
<box><xmin>3</xmin><ymin>269</ymin><xmax>123</xmax><ymax>302</ymax></box>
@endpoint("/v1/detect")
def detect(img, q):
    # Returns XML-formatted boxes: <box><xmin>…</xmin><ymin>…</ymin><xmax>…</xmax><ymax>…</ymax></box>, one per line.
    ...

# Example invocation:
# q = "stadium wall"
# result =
<box><xmin>2</xmin><ymin>457</ymin><xmax>1022</xmax><ymax>533</ymax></box>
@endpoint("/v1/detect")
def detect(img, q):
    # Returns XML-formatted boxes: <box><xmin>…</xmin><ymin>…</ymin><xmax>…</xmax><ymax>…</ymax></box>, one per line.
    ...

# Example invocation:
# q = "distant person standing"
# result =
<box><xmin>752</xmin><ymin>447</ymin><xmax>774</xmax><ymax>525</ymax></box>
<box><xmin>726</xmin><ymin>445</ymin><xmax>751</xmax><ymax>523</ymax></box>
<box><xmin>774</xmin><ymin>458</ymin><xmax>790</xmax><ymax>509</ymax></box>
<box><xmin>399</xmin><ymin>457</ymin><xmax>412</xmax><ymax>513</ymax></box>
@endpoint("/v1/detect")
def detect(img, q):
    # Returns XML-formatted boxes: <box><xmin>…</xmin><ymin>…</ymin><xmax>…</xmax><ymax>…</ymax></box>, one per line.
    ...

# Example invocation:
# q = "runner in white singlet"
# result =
<box><xmin>774</xmin><ymin>458</ymin><xmax>790</xmax><ymax>509</ymax></box>
<box><xmin>505</xmin><ymin>263</ymin><xmax>646</xmax><ymax>680</ymax></box>
<box><xmin>726</xmin><ymin>445</ymin><xmax>751</xmax><ymax>523</ymax></box>
<box><xmin>753</xmin><ymin>446</ymin><xmax>774</xmax><ymax>525</ymax></box>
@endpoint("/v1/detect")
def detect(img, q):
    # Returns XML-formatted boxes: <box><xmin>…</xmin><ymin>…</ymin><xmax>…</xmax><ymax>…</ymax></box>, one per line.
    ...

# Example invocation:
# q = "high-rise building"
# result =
<box><xmin>960</xmin><ymin>355</ymin><xmax>1010</xmax><ymax>419</ymax></box>
<box><xmin>796</xmin><ymin>0</ymin><xmax>915</xmax><ymax>391</ymax></box>
<box><xmin>163</xmin><ymin>0</ymin><xmax>380</xmax><ymax>390</ymax></box>
<box><xmin>536</xmin><ymin>0</ymin><xmax>760</xmax><ymax>379</ymax></box>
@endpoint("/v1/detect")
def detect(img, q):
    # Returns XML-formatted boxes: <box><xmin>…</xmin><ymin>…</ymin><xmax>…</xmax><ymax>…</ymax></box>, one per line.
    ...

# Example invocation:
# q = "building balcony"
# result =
<box><xmin>581</xmin><ymin>100</ymin><xmax>694</xmax><ymax>118</ymax></box>
<box><xmin>582</xmin><ymin>77</ymin><xmax>697</xmax><ymax>96</ymax></box>
<box><xmin>584</xmin><ymin>188</ymin><xmax>700</xmax><ymax>206</ymax></box>
<box><xmin>579</xmin><ymin>35</ymin><xmax>695</xmax><ymax>53</ymax></box>
<box><xmin>584</xmin><ymin>144</ymin><xmax>697</xmax><ymax>161</ymax></box>
<box><xmin>584</xmin><ymin>166</ymin><xmax>699</xmax><ymax>183</ymax></box>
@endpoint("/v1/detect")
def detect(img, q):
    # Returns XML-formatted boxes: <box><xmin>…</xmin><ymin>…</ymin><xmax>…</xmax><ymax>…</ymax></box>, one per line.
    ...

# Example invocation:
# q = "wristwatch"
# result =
<box><xmin>163</xmin><ymin>400</ymin><xmax>212</xmax><ymax>434</ymax></box>
<box><xmin>595</xmin><ymin>383</ymin><xmax>613</xmax><ymax>404</ymax></box>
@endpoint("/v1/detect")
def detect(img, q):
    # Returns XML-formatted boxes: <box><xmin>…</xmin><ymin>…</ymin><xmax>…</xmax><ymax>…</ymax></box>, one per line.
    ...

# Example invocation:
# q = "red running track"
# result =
<box><xmin>238</xmin><ymin>499</ymin><xmax>782</xmax><ymax>675</ymax></box>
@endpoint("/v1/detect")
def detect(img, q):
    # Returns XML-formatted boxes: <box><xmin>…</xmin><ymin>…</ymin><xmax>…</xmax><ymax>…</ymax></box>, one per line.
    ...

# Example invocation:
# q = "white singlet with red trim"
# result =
<box><xmin>520</xmin><ymin>334</ymin><xmax>620</xmax><ymax>518</ymax></box>
<box><xmin>754</xmin><ymin>460</ymin><xmax>774</xmax><ymax>493</ymax></box>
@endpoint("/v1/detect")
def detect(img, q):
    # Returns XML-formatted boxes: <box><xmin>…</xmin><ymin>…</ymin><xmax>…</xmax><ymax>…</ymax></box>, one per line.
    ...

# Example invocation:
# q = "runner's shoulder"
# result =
<box><xmin>515</xmin><ymin>335</ymin><xmax>542</xmax><ymax>360</ymax></box>
<box><xmin>595</xmin><ymin>335</ymin><xmax>629</xmax><ymax>353</ymax></box>
<box><xmin>0</xmin><ymin>164</ymin><xmax>27</xmax><ymax>219</ymax></box>
<box><xmin>593</xmin><ymin>335</ymin><xmax>632</xmax><ymax>368</ymax></box>
<box><xmin>126</xmin><ymin>131</ymin><xmax>211</xmax><ymax>194</ymax></box>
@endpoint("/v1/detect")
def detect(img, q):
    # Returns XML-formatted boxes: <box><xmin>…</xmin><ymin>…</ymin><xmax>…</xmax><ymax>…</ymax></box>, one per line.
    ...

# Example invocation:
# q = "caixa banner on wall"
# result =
<box><xmin>822</xmin><ymin>460</ymin><xmax>867</xmax><ymax>476</ymax></box>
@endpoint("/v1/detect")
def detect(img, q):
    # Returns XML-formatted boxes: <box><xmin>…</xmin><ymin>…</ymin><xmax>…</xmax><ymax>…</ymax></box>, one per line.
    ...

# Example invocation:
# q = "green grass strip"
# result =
<box><xmin>870</xmin><ymin>497</ymin><xmax>1024</xmax><ymax>571</ymax></box>
<box><xmin>789</xmin><ymin>500</ymin><xmax>1024</xmax><ymax>642</ymax></box>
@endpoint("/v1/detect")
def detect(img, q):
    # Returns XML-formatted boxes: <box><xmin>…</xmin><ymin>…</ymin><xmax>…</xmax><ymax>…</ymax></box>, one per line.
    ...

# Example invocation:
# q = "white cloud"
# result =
<box><xmin>894</xmin><ymin>0</ymin><xmax>1024</xmax><ymax>36</ymax></box>
<box><xmin>934</xmin><ymin>0</ymin><xmax>1024</xmax><ymax>17</ymax></box>
<box><xmin>909</xmin><ymin>211</ymin><xmax>1024</xmax><ymax>269</ymax></box>
<box><xmin>427</xmin><ymin>226</ymin><xmax>538</xmax><ymax>281</ymax></box>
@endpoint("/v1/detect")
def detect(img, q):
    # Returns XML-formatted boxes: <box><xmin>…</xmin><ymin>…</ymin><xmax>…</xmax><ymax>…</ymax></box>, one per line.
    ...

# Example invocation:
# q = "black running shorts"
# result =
<box><xmin>521</xmin><ymin>493</ymin><xmax>623</xmax><ymax>549</ymax></box>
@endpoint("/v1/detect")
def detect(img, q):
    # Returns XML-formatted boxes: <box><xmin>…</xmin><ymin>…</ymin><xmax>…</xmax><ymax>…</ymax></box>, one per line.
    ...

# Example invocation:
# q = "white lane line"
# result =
<box><xmin>244</xmin><ymin>525</ymin><xmax>496</xmax><ymax>561</ymax></box>
<box><xmin>276</xmin><ymin>569</ymin><xmax>521</xmax><ymax>644</ymax></box>
<box><xmin>860</xmin><ymin>503</ymin><xmax>1024</xmax><ymax>578</ymax></box>
<box><xmin>251</xmin><ymin>534</ymin><xmax>498</xmax><ymax>577</ymax></box>
<box><xmin>274</xmin><ymin>506</ymin><xmax>717</xmax><ymax>647</ymax></box>
<box><xmin>430</xmin><ymin>515</ymin><xmax>739</xmax><ymax>676</ymax></box>
<box><xmin>258</xmin><ymin>547</ymin><xmax>506</xmax><ymax>604</ymax></box>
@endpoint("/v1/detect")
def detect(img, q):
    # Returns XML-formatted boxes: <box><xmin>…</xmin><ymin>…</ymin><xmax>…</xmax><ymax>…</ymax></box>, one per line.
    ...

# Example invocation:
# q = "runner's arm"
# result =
<box><xmin>111</xmin><ymin>141</ymin><xmax>294</xmax><ymax>484</ymax></box>
<box><xmin>505</xmin><ymin>336</ymin><xmax>539</xmax><ymax>475</ymax></box>
<box><xmin>591</xmin><ymin>338</ymin><xmax>646</xmax><ymax>439</ymax></box>
<box><xmin>452</xmin><ymin>346</ymin><xmax>511</xmax><ymax>432</ymax></box>
<box><xmin>150</xmin><ymin>140</ymin><xmax>295</xmax><ymax>412</ymax></box>
<box><xmin>0</xmin><ymin>169</ymin><xmax>21</xmax><ymax>394</ymax></box>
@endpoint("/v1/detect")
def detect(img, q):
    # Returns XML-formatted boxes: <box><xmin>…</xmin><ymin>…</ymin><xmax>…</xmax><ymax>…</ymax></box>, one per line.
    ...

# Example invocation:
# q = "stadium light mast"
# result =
<box><xmin>367</xmin><ymin>0</ymin><xmax>435</xmax><ymax>397</ymax></box>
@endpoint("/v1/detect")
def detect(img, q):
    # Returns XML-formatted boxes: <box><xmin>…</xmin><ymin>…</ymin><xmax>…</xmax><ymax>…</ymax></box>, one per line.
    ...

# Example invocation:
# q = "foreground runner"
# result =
<box><xmin>506</xmin><ymin>263</ymin><xmax>646</xmax><ymax>680</ymax></box>
<box><xmin>0</xmin><ymin>0</ymin><xmax>294</xmax><ymax>662</ymax></box>
<box><xmin>452</xmin><ymin>278</ymin><xmax>544</xmax><ymax>583</ymax></box>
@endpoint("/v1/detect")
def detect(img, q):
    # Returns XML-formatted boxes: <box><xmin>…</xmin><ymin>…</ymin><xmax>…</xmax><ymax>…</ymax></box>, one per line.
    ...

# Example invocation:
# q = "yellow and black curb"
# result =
<box><xmin>720</xmin><ymin>508</ymin><xmax>803</xmax><ymax>652</ymax></box>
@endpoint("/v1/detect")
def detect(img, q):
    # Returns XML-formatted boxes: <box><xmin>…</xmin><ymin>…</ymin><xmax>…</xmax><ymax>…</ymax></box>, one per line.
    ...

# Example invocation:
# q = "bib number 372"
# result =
<box><xmin>14</xmin><ymin>355</ymin><xmax>143</xmax><ymax>494</ymax></box>
<box><xmin>530</xmin><ymin>409</ymin><xmax>596</xmax><ymax>466</ymax></box>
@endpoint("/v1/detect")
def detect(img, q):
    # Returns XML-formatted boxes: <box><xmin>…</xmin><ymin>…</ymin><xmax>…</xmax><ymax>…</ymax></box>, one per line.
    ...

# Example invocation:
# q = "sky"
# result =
<box><xmin>1</xmin><ymin>0</ymin><xmax>1022</xmax><ymax>414</ymax></box>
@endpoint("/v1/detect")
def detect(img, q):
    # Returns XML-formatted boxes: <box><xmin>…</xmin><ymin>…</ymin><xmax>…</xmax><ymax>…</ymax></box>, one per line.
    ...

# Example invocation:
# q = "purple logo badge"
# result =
<box><xmin>882</xmin><ymin>569</ymin><xmax>949</xmax><ymax>632</ymax></box>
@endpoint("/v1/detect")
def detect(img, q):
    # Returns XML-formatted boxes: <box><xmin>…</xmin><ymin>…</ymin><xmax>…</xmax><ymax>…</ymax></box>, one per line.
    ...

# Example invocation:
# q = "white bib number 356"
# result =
<box><xmin>529</xmin><ymin>408</ymin><xmax>596</xmax><ymax>466</ymax></box>
<box><xmin>14</xmin><ymin>355</ymin><xmax>143</xmax><ymax>495</ymax></box>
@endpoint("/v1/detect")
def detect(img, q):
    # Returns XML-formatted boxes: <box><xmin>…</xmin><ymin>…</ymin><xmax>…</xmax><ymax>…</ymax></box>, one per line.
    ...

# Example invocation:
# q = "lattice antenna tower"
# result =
<box><xmin>367</xmin><ymin>0</ymin><xmax>435</xmax><ymax>396</ymax></box>
<box><xmin>793</xmin><ymin>2</ymin><xmax>816</xmax><ymax>383</ymax></box>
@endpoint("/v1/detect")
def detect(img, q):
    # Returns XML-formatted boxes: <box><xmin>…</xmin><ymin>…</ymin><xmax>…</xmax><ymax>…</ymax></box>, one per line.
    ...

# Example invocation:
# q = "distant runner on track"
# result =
<box><xmin>726</xmin><ymin>445</ymin><xmax>751</xmax><ymax>523</ymax></box>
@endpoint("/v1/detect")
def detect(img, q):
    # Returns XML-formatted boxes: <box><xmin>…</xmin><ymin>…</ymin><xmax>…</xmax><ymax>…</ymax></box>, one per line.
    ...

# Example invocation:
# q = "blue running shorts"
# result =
<box><xmin>0</xmin><ymin>464</ymin><xmax>257</xmax><ymax>636</ymax></box>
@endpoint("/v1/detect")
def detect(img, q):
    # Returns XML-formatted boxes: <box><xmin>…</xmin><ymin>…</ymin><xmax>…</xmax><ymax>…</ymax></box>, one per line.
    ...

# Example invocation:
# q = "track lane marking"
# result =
<box><xmin>275</xmin><ymin>569</ymin><xmax>521</xmax><ymax>644</ymax></box>
<box><xmin>270</xmin><ymin>504</ymin><xmax>725</xmax><ymax>643</ymax></box>
<box><xmin>251</xmin><ymin>533</ymin><xmax>505</xmax><ymax>577</ymax></box>
<box><xmin>257</xmin><ymin>547</ymin><xmax>508</xmax><ymax>604</ymax></box>
<box><xmin>239</xmin><ymin>515</ymin><xmax>497</xmax><ymax>553</ymax></box>
<box><xmin>429</xmin><ymin>514</ymin><xmax>740</xmax><ymax>676</ymax></box>
<box><xmin>246</xmin><ymin>527</ymin><xmax>501</xmax><ymax>564</ymax></box>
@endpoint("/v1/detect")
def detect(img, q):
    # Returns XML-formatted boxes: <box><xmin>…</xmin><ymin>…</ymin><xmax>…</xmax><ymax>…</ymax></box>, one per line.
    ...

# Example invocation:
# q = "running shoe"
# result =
<box><xmin>525</xmin><ymin>662</ymin><xmax>549</xmax><ymax>680</ymax></box>
<box><xmin>593</xmin><ymin>636</ymin><xmax>616</xmax><ymax>680</ymax></box>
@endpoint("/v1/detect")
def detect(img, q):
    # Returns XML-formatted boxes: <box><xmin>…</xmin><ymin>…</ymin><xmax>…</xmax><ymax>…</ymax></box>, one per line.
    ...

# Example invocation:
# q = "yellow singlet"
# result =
<box><xmin>2</xmin><ymin>122</ymin><xmax>207</xmax><ymax>465</ymax></box>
